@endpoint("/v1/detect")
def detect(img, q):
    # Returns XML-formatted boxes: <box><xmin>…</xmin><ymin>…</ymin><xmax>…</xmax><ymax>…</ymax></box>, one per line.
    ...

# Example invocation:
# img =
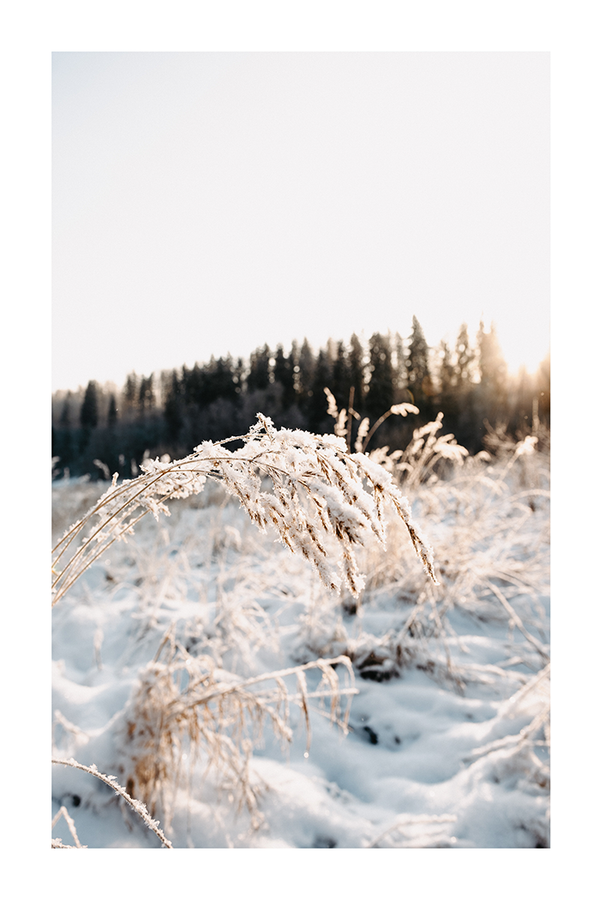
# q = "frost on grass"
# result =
<box><xmin>51</xmin><ymin>757</ymin><xmax>173</xmax><ymax>848</ymax></box>
<box><xmin>117</xmin><ymin>633</ymin><xmax>356</xmax><ymax>831</ymax></box>
<box><xmin>51</xmin><ymin>414</ymin><xmax>437</xmax><ymax>607</ymax></box>
<box><xmin>51</xmin><ymin>410</ymin><xmax>549</xmax><ymax>848</ymax></box>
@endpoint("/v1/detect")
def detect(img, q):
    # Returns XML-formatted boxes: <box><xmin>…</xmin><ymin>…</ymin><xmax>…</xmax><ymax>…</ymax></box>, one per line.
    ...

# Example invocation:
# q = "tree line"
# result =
<box><xmin>52</xmin><ymin>317</ymin><xmax>550</xmax><ymax>480</ymax></box>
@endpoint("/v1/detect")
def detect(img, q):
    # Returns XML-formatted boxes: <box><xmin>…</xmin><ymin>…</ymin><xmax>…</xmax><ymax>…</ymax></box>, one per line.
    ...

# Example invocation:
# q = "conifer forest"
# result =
<box><xmin>52</xmin><ymin>318</ymin><xmax>549</xmax><ymax>481</ymax></box>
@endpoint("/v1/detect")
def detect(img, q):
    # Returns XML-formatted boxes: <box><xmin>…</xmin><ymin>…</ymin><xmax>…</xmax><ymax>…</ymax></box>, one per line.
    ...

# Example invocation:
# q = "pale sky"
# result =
<box><xmin>53</xmin><ymin>51</ymin><xmax>549</xmax><ymax>392</ymax></box>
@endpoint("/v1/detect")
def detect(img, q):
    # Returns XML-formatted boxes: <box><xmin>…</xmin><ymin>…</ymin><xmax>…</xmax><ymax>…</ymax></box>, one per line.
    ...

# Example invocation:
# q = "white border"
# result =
<box><xmin>2</xmin><ymin>1</ymin><xmax>596</xmax><ymax>894</ymax></box>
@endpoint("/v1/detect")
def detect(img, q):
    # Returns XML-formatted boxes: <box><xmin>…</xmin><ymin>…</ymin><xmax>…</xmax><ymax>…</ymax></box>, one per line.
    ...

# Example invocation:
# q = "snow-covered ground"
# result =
<box><xmin>51</xmin><ymin>441</ymin><xmax>550</xmax><ymax>852</ymax></box>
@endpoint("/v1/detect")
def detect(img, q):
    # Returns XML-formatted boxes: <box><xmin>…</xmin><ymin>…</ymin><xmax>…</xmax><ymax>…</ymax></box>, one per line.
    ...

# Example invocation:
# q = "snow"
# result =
<box><xmin>51</xmin><ymin>449</ymin><xmax>551</xmax><ymax>855</ymax></box>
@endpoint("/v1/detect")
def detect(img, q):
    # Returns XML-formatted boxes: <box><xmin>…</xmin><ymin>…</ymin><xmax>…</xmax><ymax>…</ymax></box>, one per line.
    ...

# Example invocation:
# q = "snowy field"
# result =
<box><xmin>51</xmin><ymin>423</ymin><xmax>550</xmax><ymax>852</ymax></box>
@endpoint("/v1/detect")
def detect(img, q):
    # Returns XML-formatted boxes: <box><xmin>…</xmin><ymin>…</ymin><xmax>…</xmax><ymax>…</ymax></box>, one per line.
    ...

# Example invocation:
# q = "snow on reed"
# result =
<box><xmin>52</xmin><ymin>414</ymin><xmax>438</xmax><ymax>608</ymax></box>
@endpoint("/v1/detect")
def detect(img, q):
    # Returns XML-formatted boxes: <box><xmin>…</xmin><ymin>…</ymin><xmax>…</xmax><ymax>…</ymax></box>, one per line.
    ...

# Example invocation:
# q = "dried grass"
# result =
<box><xmin>119</xmin><ymin>630</ymin><xmax>356</xmax><ymax>830</ymax></box>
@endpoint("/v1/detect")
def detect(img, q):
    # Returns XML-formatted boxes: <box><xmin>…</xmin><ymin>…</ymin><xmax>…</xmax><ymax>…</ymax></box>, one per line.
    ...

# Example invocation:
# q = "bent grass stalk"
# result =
<box><xmin>51</xmin><ymin>757</ymin><xmax>173</xmax><ymax>848</ymax></box>
<box><xmin>52</xmin><ymin>415</ymin><xmax>438</xmax><ymax>607</ymax></box>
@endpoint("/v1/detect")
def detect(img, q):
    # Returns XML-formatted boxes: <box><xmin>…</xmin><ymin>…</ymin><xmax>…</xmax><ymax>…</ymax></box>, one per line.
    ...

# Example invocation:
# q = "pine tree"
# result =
<box><xmin>366</xmin><ymin>332</ymin><xmax>394</xmax><ymax>420</ymax></box>
<box><xmin>331</xmin><ymin>340</ymin><xmax>352</xmax><ymax>409</ymax></box>
<box><xmin>348</xmin><ymin>333</ymin><xmax>365</xmax><ymax>413</ymax></box>
<box><xmin>204</xmin><ymin>355</ymin><xmax>237</xmax><ymax>405</ymax></box>
<box><xmin>406</xmin><ymin>316</ymin><xmax>431</xmax><ymax>408</ymax></box>
<box><xmin>79</xmin><ymin>380</ymin><xmax>99</xmax><ymax>455</ymax></box>
<box><xmin>80</xmin><ymin>380</ymin><xmax>99</xmax><ymax>429</ymax></box>
<box><xmin>247</xmin><ymin>344</ymin><xmax>271</xmax><ymax>393</ymax></box>
<box><xmin>434</xmin><ymin>338</ymin><xmax>464</xmax><ymax>435</ymax></box>
<box><xmin>476</xmin><ymin>321</ymin><xmax>508</xmax><ymax>426</ymax></box>
<box><xmin>138</xmin><ymin>375</ymin><xmax>155</xmax><ymax>414</ymax></box>
<box><xmin>200</xmin><ymin>357</ymin><xmax>218</xmax><ymax>405</ymax></box>
<box><xmin>185</xmin><ymin>364</ymin><xmax>205</xmax><ymax>407</ymax></box>
<box><xmin>273</xmin><ymin>344</ymin><xmax>295</xmax><ymax>408</ymax></box>
<box><xmin>222</xmin><ymin>355</ymin><xmax>239</xmax><ymax>403</ymax></box>
<box><xmin>164</xmin><ymin>371</ymin><xmax>184</xmax><ymax>440</ymax></box>
<box><xmin>107</xmin><ymin>394</ymin><xmax>118</xmax><ymax>428</ymax></box>
<box><xmin>455</xmin><ymin>323</ymin><xmax>475</xmax><ymax>390</ymax></box>
<box><xmin>123</xmin><ymin>373</ymin><xmax>138</xmax><ymax>415</ymax></box>
<box><xmin>297</xmin><ymin>338</ymin><xmax>315</xmax><ymax>412</ymax></box>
